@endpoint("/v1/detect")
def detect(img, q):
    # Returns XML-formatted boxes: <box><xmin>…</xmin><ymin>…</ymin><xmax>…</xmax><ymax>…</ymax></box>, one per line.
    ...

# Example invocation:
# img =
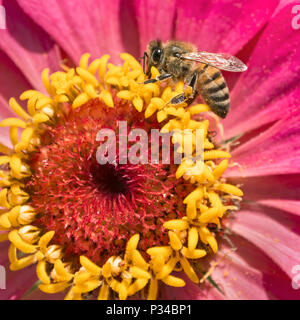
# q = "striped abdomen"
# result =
<box><xmin>196</xmin><ymin>64</ymin><xmax>230</xmax><ymax>119</ymax></box>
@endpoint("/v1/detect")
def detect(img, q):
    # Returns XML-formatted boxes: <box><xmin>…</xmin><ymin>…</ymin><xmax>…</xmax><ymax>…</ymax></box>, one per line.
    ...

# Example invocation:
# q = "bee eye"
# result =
<box><xmin>152</xmin><ymin>48</ymin><xmax>162</xmax><ymax>63</ymax></box>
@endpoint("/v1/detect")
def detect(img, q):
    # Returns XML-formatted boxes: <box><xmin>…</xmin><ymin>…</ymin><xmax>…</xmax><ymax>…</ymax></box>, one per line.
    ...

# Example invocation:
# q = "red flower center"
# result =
<box><xmin>26</xmin><ymin>96</ymin><xmax>191</xmax><ymax>265</ymax></box>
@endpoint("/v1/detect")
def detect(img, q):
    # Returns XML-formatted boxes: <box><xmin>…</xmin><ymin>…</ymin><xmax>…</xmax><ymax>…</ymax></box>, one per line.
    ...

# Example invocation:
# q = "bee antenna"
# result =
<box><xmin>138</xmin><ymin>52</ymin><xmax>148</xmax><ymax>74</ymax></box>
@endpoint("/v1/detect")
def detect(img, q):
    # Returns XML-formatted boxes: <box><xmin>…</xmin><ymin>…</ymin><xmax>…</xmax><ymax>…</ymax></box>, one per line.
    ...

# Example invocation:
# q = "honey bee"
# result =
<box><xmin>142</xmin><ymin>40</ymin><xmax>247</xmax><ymax>119</ymax></box>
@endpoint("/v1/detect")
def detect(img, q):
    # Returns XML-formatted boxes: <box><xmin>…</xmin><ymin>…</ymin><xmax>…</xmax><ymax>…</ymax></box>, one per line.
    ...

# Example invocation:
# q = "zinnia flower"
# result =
<box><xmin>0</xmin><ymin>0</ymin><xmax>299</xmax><ymax>300</ymax></box>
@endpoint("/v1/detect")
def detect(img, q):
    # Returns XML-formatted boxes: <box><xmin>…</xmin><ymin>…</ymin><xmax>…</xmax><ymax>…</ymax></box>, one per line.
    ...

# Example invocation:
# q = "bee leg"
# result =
<box><xmin>185</xmin><ymin>72</ymin><xmax>197</xmax><ymax>99</ymax></box>
<box><xmin>185</xmin><ymin>92</ymin><xmax>197</xmax><ymax>106</ymax></box>
<box><xmin>169</xmin><ymin>93</ymin><xmax>187</xmax><ymax>105</ymax></box>
<box><xmin>142</xmin><ymin>73</ymin><xmax>172</xmax><ymax>84</ymax></box>
<box><xmin>169</xmin><ymin>73</ymin><xmax>198</xmax><ymax>106</ymax></box>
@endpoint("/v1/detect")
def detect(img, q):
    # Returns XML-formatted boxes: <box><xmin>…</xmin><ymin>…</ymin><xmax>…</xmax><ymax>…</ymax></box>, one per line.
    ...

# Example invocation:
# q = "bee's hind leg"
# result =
<box><xmin>169</xmin><ymin>72</ymin><xmax>198</xmax><ymax>106</ymax></box>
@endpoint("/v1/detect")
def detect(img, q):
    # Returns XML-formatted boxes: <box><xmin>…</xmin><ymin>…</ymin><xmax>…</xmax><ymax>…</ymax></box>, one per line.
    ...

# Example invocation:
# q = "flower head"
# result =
<box><xmin>0</xmin><ymin>48</ymin><xmax>245</xmax><ymax>300</ymax></box>
<box><xmin>0</xmin><ymin>0</ymin><xmax>300</xmax><ymax>300</ymax></box>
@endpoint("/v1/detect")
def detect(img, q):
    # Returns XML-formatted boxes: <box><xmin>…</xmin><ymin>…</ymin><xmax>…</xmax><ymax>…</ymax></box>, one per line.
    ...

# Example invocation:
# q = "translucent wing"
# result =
<box><xmin>181</xmin><ymin>51</ymin><xmax>247</xmax><ymax>72</ymax></box>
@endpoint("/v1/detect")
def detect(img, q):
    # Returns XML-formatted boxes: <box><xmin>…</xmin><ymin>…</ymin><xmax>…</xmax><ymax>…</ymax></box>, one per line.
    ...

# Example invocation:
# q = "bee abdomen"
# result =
<box><xmin>206</xmin><ymin>89</ymin><xmax>230</xmax><ymax>119</ymax></box>
<box><xmin>206</xmin><ymin>82</ymin><xmax>227</xmax><ymax>94</ymax></box>
<box><xmin>209</xmin><ymin>100</ymin><xmax>230</xmax><ymax>119</ymax></box>
<box><xmin>198</xmin><ymin>66</ymin><xmax>230</xmax><ymax>119</ymax></box>
<box><xmin>203</xmin><ymin>71</ymin><xmax>221</xmax><ymax>84</ymax></box>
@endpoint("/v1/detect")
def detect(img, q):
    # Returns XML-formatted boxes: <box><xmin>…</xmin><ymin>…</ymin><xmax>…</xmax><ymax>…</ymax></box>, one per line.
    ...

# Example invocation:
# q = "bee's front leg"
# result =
<box><xmin>169</xmin><ymin>72</ymin><xmax>198</xmax><ymax>106</ymax></box>
<box><xmin>142</xmin><ymin>73</ymin><xmax>173</xmax><ymax>84</ymax></box>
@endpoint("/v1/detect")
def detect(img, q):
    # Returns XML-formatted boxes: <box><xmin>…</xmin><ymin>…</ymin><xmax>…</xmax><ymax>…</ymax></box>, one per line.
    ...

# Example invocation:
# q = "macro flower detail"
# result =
<box><xmin>0</xmin><ymin>0</ymin><xmax>300</xmax><ymax>301</ymax></box>
<box><xmin>0</xmin><ymin>51</ymin><xmax>243</xmax><ymax>300</ymax></box>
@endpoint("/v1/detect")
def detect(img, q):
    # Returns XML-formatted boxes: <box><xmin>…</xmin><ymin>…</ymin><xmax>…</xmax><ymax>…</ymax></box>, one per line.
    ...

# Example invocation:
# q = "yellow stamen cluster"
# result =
<box><xmin>0</xmin><ymin>52</ymin><xmax>243</xmax><ymax>300</ymax></box>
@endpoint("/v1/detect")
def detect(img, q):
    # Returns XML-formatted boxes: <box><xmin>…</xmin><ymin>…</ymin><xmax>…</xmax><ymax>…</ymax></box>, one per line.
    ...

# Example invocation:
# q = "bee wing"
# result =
<box><xmin>181</xmin><ymin>51</ymin><xmax>247</xmax><ymax>72</ymax></box>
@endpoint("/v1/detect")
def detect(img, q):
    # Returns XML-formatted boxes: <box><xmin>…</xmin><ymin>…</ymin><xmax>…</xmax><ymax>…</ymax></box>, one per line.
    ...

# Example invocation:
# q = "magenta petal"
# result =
<box><xmin>212</xmin><ymin>235</ymin><xmax>300</xmax><ymax>299</ymax></box>
<box><xmin>174</xmin><ymin>0</ymin><xmax>279</xmax><ymax>54</ymax></box>
<box><xmin>0</xmin><ymin>50</ymin><xmax>31</xmax><ymax>114</ymax></box>
<box><xmin>135</xmin><ymin>0</ymin><xmax>279</xmax><ymax>56</ymax></box>
<box><xmin>0</xmin><ymin>262</ymin><xmax>37</xmax><ymax>300</ymax></box>
<box><xmin>231</xmin><ymin>206</ymin><xmax>300</xmax><ymax>282</ymax></box>
<box><xmin>17</xmin><ymin>0</ymin><xmax>138</xmax><ymax>64</ymax></box>
<box><xmin>0</xmin><ymin>50</ymin><xmax>32</xmax><ymax>146</ymax></box>
<box><xmin>227</xmin><ymin>112</ymin><xmax>300</xmax><ymax>177</ymax></box>
<box><xmin>0</xmin><ymin>241</ymin><xmax>65</xmax><ymax>300</ymax></box>
<box><xmin>223</xmin><ymin>2</ymin><xmax>300</xmax><ymax>137</ymax></box>
<box><xmin>134</xmin><ymin>0</ymin><xmax>177</xmax><ymax>54</ymax></box>
<box><xmin>161</xmin><ymin>272</ymin><xmax>225</xmax><ymax>300</ymax></box>
<box><xmin>0</xmin><ymin>241</ymin><xmax>9</xmax><ymax>266</ymax></box>
<box><xmin>206</xmin><ymin>253</ymin><xmax>270</xmax><ymax>300</ymax></box>
<box><xmin>22</xmin><ymin>287</ymin><xmax>66</xmax><ymax>300</ymax></box>
<box><xmin>258</xmin><ymin>200</ymin><xmax>300</xmax><ymax>217</ymax></box>
<box><xmin>230</xmin><ymin>175</ymin><xmax>300</xmax><ymax>216</ymax></box>
<box><xmin>162</xmin><ymin>233</ymin><xmax>299</xmax><ymax>300</ymax></box>
<box><xmin>0</xmin><ymin>0</ymin><xmax>61</xmax><ymax>91</ymax></box>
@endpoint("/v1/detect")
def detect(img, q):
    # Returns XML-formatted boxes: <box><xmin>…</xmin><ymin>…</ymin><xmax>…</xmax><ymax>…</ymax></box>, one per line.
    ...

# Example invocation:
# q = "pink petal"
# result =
<box><xmin>0</xmin><ymin>262</ymin><xmax>37</xmax><ymax>300</ymax></box>
<box><xmin>0</xmin><ymin>241</ymin><xmax>66</xmax><ymax>299</ymax></box>
<box><xmin>0</xmin><ymin>49</ymin><xmax>32</xmax><ymax>146</ymax></box>
<box><xmin>23</xmin><ymin>286</ymin><xmax>65</xmax><ymax>300</ymax></box>
<box><xmin>230</xmin><ymin>175</ymin><xmax>300</xmax><ymax>216</ymax></box>
<box><xmin>227</xmin><ymin>112</ymin><xmax>300</xmax><ymax>177</ymax></box>
<box><xmin>135</xmin><ymin>0</ymin><xmax>279</xmax><ymax>56</ymax></box>
<box><xmin>206</xmin><ymin>251</ymin><xmax>270</xmax><ymax>300</ymax></box>
<box><xmin>231</xmin><ymin>205</ymin><xmax>300</xmax><ymax>282</ymax></box>
<box><xmin>134</xmin><ymin>0</ymin><xmax>177</xmax><ymax>53</ymax></box>
<box><xmin>0</xmin><ymin>0</ymin><xmax>61</xmax><ymax>91</ymax></box>
<box><xmin>162</xmin><ymin>233</ymin><xmax>299</xmax><ymax>300</ymax></box>
<box><xmin>0</xmin><ymin>241</ymin><xmax>9</xmax><ymax>266</ymax></box>
<box><xmin>161</xmin><ymin>272</ymin><xmax>225</xmax><ymax>300</ymax></box>
<box><xmin>0</xmin><ymin>50</ymin><xmax>30</xmax><ymax>115</ymax></box>
<box><xmin>174</xmin><ymin>0</ymin><xmax>279</xmax><ymax>54</ymax></box>
<box><xmin>223</xmin><ymin>2</ymin><xmax>300</xmax><ymax>138</ymax></box>
<box><xmin>212</xmin><ymin>235</ymin><xmax>300</xmax><ymax>299</ymax></box>
<box><xmin>258</xmin><ymin>200</ymin><xmax>300</xmax><ymax>217</ymax></box>
<box><xmin>17</xmin><ymin>0</ymin><xmax>139</xmax><ymax>64</ymax></box>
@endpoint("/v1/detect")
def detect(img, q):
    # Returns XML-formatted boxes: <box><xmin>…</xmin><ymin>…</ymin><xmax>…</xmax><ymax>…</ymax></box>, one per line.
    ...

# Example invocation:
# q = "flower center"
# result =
<box><xmin>91</xmin><ymin>163</ymin><xmax>129</xmax><ymax>194</ymax></box>
<box><xmin>26</xmin><ymin>97</ymin><xmax>188</xmax><ymax>265</ymax></box>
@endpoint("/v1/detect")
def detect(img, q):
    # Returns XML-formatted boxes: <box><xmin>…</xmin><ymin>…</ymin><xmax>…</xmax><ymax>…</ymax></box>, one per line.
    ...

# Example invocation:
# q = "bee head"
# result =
<box><xmin>146</xmin><ymin>39</ymin><xmax>163</xmax><ymax>76</ymax></box>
